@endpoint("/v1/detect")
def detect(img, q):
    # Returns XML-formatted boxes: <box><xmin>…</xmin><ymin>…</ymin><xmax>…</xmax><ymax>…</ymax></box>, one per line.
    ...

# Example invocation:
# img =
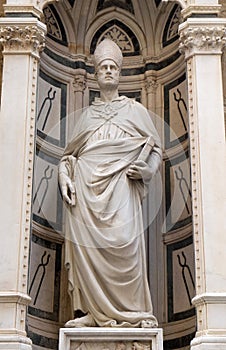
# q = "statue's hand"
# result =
<box><xmin>126</xmin><ymin>160</ymin><xmax>153</xmax><ymax>183</ymax></box>
<box><xmin>59</xmin><ymin>173</ymin><xmax>76</xmax><ymax>206</ymax></box>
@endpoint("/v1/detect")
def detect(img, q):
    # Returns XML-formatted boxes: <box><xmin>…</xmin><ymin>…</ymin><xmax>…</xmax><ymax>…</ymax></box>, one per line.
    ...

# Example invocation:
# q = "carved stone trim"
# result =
<box><xmin>20</xmin><ymin>57</ymin><xmax>39</xmax><ymax>294</ymax></box>
<box><xmin>179</xmin><ymin>19</ymin><xmax>226</xmax><ymax>59</ymax></box>
<box><xmin>59</xmin><ymin>328</ymin><xmax>163</xmax><ymax>350</ymax></box>
<box><xmin>3</xmin><ymin>5</ymin><xmax>43</xmax><ymax>19</ymax></box>
<box><xmin>0</xmin><ymin>18</ymin><xmax>46</xmax><ymax>58</ymax></box>
<box><xmin>192</xmin><ymin>292</ymin><xmax>226</xmax><ymax>306</ymax></box>
<box><xmin>181</xmin><ymin>5</ymin><xmax>222</xmax><ymax>20</ymax></box>
<box><xmin>186</xmin><ymin>57</ymin><xmax>204</xmax><ymax>300</ymax></box>
<box><xmin>0</xmin><ymin>292</ymin><xmax>31</xmax><ymax>305</ymax></box>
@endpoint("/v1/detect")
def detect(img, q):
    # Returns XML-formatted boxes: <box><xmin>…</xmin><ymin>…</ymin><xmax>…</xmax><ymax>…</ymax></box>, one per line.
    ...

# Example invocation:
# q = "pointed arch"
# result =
<box><xmin>90</xmin><ymin>19</ymin><xmax>140</xmax><ymax>56</ymax></box>
<box><xmin>85</xmin><ymin>8</ymin><xmax>146</xmax><ymax>56</ymax></box>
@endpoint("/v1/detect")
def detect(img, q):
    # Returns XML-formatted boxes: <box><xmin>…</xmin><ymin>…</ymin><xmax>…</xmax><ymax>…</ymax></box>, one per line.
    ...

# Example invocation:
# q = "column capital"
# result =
<box><xmin>179</xmin><ymin>18</ymin><xmax>226</xmax><ymax>59</ymax></box>
<box><xmin>73</xmin><ymin>73</ymin><xmax>87</xmax><ymax>93</ymax></box>
<box><xmin>0</xmin><ymin>17</ymin><xmax>46</xmax><ymax>59</ymax></box>
<box><xmin>144</xmin><ymin>75</ymin><xmax>158</xmax><ymax>94</ymax></box>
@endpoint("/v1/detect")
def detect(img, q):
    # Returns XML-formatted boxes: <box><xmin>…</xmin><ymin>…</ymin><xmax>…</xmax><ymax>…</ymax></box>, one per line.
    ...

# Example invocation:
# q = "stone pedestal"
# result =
<box><xmin>59</xmin><ymin>328</ymin><xmax>163</xmax><ymax>350</ymax></box>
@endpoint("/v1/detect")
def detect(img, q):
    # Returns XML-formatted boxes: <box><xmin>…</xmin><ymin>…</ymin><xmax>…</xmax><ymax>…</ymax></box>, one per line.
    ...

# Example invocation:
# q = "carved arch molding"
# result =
<box><xmin>42</xmin><ymin>3</ymin><xmax>181</xmax><ymax>51</ymax></box>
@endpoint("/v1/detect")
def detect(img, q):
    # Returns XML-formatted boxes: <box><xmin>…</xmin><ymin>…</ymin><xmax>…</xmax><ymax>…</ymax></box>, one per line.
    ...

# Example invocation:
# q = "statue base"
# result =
<box><xmin>59</xmin><ymin>327</ymin><xmax>163</xmax><ymax>350</ymax></box>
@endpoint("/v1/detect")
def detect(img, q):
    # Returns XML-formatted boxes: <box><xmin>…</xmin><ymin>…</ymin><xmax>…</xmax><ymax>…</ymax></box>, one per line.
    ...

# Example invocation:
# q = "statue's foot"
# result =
<box><xmin>141</xmin><ymin>319</ymin><xmax>158</xmax><ymax>328</ymax></box>
<box><xmin>64</xmin><ymin>313</ymin><xmax>96</xmax><ymax>328</ymax></box>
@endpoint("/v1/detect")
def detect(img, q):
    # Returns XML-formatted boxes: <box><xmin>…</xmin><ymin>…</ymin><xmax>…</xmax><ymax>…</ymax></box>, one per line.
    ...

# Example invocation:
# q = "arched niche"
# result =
<box><xmin>27</xmin><ymin>1</ymin><xmax>196</xmax><ymax>349</ymax></box>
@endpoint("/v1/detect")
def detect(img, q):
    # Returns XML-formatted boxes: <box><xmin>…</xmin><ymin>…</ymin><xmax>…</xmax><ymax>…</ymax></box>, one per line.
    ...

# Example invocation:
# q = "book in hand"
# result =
<box><xmin>137</xmin><ymin>136</ymin><xmax>155</xmax><ymax>162</ymax></box>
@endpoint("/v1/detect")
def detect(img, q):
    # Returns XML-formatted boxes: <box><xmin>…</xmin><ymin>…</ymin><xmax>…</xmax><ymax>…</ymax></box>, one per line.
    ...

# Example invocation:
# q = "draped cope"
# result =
<box><xmin>60</xmin><ymin>96</ymin><xmax>161</xmax><ymax>327</ymax></box>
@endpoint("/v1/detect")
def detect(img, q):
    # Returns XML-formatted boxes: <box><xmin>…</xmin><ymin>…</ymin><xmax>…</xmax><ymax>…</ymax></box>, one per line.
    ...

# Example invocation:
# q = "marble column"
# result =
<box><xmin>0</xmin><ymin>16</ymin><xmax>46</xmax><ymax>350</ymax></box>
<box><xmin>144</xmin><ymin>74</ymin><xmax>158</xmax><ymax>113</ymax></box>
<box><xmin>179</xmin><ymin>17</ymin><xmax>226</xmax><ymax>349</ymax></box>
<box><xmin>68</xmin><ymin>71</ymin><xmax>87</xmax><ymax>139</ymax></box>
<box><xmin>73</xmin><ymin>71</ymin><xmax>87</xmax><ymax>110</ymax></box>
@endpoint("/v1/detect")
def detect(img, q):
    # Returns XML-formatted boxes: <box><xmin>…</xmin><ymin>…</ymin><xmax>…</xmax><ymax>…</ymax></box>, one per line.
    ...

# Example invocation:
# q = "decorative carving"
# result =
<box><xmin>62</xmin><ymin>328</ymin><xmax>163</xmax><ymax>350</ymax></box>
<box><xmin>90</xmin><ymin>19</ymin><xmax>140</xmax><ymax>56</ymax></box>
<box><xmin>0</xmin><ymin>24</ymin><xmax>45</xmax><ymax>57</ymax></box>
<box><xmin>73</xmin><ymin>74</ymin><xmax>87</xmax><ymax>92</ymax></box>
<box><xmin>43</xmin><ymin>6</ymin><xmax>61</xmax><ymax>40</ymax></box>
<box><xmin>132</xmin><ymin>342</ymin><xmax>150</xmax><ymax>350</ymax></box>
<box><xmin>21</xmin><ymin>58</ymin><xmax>40</xmax><ymax>292</ymax></box>
<box><xmin>179</xmin><ymin>24</ymin><xmax>226</xmax><ymax>57</ymax></box>
<box><xmin>145</xmin><ymin>77</ymin><xmax>158</xmax><ymax>93</ymax></box>
<box><xmin>186</xmin><ymin>57</ymin><xmax>203</xmax><ymax>299</ymax></box>
<box><xmin>71</xmin><ymin>341</ymin><xmax>151</xmax><ymax>350</ymax></box>
<box><xmin>167</xmin><ymin>6</ymin><xmax>182</xmax><ymax>41</ymax></box>
<box><xmin>97</xmin><ymin>25</ymin><xmax>134</xmax><ymax>53</ymax></box>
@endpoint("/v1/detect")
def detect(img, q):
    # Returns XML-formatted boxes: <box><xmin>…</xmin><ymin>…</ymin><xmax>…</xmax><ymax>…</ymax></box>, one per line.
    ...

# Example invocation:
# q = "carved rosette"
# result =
<box><xmin>179</xmin><ymin>19</ymin><xmax>226</xmax><ymax>59</ymax></box>
<box><xmin>0</xmin><ymin>23</ymin><xmax>46</xmax><ymax>58</ymax></box>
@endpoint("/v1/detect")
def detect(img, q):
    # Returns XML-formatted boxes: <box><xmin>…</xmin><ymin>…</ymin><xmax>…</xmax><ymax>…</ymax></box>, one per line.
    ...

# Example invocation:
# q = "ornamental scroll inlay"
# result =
<box><xmin>179</xmin><ymin>26</ymin><xmax>226</xmax><ymax>55</ymax></box>
<box><xmin>97</xmin><ymin>25</ymin><xmax>134</xmax><ymax>53</ymax></box>
<box><xmin>0</xmin><ymin>25</ymin><xmax>45</xmax><ymax>55</ymax></box>
<box><xmin>43</xmin><ymin>6</ymin><xmax>61</xmax><ymax>40</ymax></box>
<box><xmin>167</xmin><ymin>6</ymin><xmax>182</xmax><ymax>41</ymax></box>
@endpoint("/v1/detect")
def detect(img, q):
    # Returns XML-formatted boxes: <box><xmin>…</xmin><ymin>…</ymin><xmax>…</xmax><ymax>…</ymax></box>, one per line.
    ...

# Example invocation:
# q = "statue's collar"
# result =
<box><xmin>91</xmin><ymin>96</ymin><xmax>128</xmax><ymax>119</ymax></box>
<box><xmin>92</xmin><ymin>95</ymin><xmax>127</xmax><ymax>106</ymax></box>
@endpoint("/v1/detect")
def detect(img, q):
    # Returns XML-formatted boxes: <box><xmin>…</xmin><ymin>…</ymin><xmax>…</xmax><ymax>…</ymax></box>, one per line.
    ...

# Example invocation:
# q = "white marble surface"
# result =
<box><xmin>59</xmin><ymin>328</ymin><xmax>163</xmax><ymax>350</ymax></box>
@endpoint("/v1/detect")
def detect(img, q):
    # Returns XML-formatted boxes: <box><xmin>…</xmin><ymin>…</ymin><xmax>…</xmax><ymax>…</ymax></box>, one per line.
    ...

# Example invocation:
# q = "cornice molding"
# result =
<box><xmin>0</xmin><ymin>18</ymin><xmax>46</xmax><ymax>58</ymax></box>
<box><xmin>179</xmin><ymin>18</ymin><xmax>226</xmax><ymax>59</ymax></box>
<box><xmin>181</xmin><ymin>5</ymin><xmax>221</xmax><ymax>20</ymax></box>
<box><xmin>0</xmin><ymin>292</ymin><xmax>31</xmax><ymax>305</ymax></box>
<box><xmin>192</xmin><ymin>292</ymin><xmax>226</xmax><ymax>306</ymax></box>
<box><xmin>3</xmin><ymin>5</ymin><xmax>43</xmax><ymax>19</ymax></box>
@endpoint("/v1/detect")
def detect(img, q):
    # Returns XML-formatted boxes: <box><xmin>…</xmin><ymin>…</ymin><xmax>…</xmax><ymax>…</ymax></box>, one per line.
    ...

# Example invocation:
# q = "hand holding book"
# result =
<box><xmin>126</xmin><ymin>136</ymin><xmax>155</xmax><ymax>183</ymax></box>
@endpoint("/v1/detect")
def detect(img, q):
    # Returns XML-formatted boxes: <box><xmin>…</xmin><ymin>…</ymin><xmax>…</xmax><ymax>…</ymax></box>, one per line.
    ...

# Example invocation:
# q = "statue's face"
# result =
<box><xmin>96</xmin><ymin>59</ymin><xmax>120</xmax><ymax>90</ymax></box>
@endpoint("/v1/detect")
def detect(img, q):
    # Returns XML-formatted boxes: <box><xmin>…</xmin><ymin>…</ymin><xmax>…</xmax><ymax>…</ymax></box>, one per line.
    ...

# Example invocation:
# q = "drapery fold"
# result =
<box><xmin>60</xmin><ymin>97</ymin><xmax>161</xmax><ymax>327</ymax></box>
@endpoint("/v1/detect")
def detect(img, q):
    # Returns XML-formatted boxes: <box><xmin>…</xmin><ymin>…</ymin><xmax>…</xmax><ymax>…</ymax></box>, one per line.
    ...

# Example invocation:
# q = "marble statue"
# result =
<box><xmin>58</xmin><ymin>39</ymin><xmax>162</xmax><ymax>328</ymax></box>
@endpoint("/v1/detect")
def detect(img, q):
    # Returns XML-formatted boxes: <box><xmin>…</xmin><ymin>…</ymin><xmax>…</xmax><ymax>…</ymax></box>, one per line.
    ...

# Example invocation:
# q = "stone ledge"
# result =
<box><xmin>59</xmin><ymin>328</ymin><xmax>163</xmax><ymax>350</ymax></box>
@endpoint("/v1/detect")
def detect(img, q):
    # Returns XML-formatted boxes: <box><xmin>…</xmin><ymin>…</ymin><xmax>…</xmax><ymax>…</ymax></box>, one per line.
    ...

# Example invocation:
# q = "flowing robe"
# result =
<box><xmin>59</xmin><ymin>96</ymin><xmax>162</xmax><ymax>327</ymax></box>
